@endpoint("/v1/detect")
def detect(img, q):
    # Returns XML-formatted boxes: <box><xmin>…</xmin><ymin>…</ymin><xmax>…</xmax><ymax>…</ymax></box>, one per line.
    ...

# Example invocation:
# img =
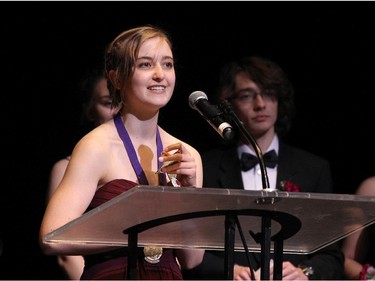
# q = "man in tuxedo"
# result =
<box><xmin>183</xmin><ymin>56</ymin><xmax>344</xmax><ymax>280</ymax></box>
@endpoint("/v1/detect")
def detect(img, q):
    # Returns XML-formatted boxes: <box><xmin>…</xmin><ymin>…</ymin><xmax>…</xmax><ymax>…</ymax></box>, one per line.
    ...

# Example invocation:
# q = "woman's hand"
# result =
<box><xmin>158</xmin><ymin>143</ymin><xmax>197</xmax><ymax>187</ymax></box>
<box><xmin>233</xmin><ymin>264</ymin><xmax>253</xmax><ymax>280</ymax></box>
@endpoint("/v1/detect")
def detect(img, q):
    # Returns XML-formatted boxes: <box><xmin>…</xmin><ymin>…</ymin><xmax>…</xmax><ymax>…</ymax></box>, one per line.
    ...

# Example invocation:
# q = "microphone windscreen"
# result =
<box><xmin>188</xmin><ymin>91</ymin><xmax>207</xmax><ymax>109</ymax></box>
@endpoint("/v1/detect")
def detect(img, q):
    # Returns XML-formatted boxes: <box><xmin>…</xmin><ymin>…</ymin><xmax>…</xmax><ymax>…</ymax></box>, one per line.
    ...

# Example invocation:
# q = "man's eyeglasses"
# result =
<box><xmin>228</xmin><ymin>89</ymin><xmax>277</xmax><ymax>103</ymax></box>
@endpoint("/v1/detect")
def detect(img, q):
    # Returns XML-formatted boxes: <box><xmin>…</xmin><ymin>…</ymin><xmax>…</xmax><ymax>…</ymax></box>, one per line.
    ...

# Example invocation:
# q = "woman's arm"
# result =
<box><xmin>342</xmin><ymin>177</ymin><xmax>375</xmax><ymax>279</ymax></box>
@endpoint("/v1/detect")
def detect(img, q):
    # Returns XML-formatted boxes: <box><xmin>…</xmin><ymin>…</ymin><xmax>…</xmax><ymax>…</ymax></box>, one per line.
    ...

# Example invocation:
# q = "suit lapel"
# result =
<box><xmin>276</xmin><ymin>141</ymin><xmax>296</xmax><ymax>189</ymax></box>
<box><xmin>218</xmin><ymin>148</ymin><xmax>244</xmax><ymax>189</ymax></box>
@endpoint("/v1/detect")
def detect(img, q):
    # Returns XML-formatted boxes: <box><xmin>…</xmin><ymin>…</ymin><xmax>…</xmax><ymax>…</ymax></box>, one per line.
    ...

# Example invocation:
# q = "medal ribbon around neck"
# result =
<box><xmin>114</xmin><ymin>113</ymin><xmax>165</xmax><ymax>263</ymax></box>
<box><xmin>114</xmin><ymin>114</ymin><xmax>166</xmax><ymax>185</ymax></box>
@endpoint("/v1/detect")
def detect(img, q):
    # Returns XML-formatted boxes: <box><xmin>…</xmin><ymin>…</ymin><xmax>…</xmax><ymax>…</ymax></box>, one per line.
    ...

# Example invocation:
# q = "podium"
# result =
<box><xmin>43</xmin><ymin>186</ymin><xmax>375</xmax><ymax>280</ymax></box>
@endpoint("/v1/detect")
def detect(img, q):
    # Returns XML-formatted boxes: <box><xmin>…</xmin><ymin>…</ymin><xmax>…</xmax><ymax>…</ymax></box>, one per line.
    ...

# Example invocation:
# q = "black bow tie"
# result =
<box><xmin>240</xmin><ymin>150</ymin><xmax>278</xmax><ymax>171</ymax></box>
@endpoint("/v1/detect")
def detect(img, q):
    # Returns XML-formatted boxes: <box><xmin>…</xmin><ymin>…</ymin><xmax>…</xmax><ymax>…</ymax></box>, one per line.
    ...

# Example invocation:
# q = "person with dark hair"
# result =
<box><xmin>40</xmin><ymin>25</ymin><xmax>204</xmax><ymax>280</ymax></box>
<box><xmin>79</xmin><ymin>68</ymin><xmax>120</xmax><ymax>129</ymax></box>
<box><xmin>183</xmin><ymin>56</ymin><xmax>344</xmax><ymax>280</ymax></box>
<box><xmin>46</xmin><ymin>67</ymin><xmax>121</xmax><ymax>279</ymax></box>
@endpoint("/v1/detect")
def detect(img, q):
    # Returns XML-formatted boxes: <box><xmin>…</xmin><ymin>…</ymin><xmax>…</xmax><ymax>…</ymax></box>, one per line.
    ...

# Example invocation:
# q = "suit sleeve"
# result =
<box><xmin>305</xmin><ymin>159</ymin><xmax>344</xmax><ymax>279</ymax></box>
<box><xmin>302</xmin><ymin>241</ymin><xmax>345</xmax><ymax>280</ymax></box>
<box><xmin>316</xmin><ymin>159</ymin><xmax>334</xmax><ymax>193</ymax></box>
<box><xmin>182</xmin><ymin>250</ymin><xmax>225</xmax><ymax>280</ymax></box>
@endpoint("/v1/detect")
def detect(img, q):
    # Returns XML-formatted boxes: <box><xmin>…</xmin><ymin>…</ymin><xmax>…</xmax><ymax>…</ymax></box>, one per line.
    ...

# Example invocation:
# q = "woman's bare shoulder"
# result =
<box><xmin>51</xmin><ymin>157</ymin><xmax>70</xmax><ymax>172</ymax></box>
<box><xmin>357</xmin><ymin>176</ymin><xmax>375</xmax><ymax>196</ymax></box>
<box><xmin>79</xmin><ymin>122</ymin><xmax>117</xmax><ymax>144</ymax></box>
<box><xmin>72</xmin><ymin>122</ymin><xmax>118</xmax><ymax>157</ymax></box>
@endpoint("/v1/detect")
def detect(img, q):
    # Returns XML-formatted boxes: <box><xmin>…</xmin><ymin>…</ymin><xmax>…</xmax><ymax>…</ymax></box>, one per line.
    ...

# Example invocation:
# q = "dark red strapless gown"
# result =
<box><xmin>80</xmin><ymin>179</ymin><xmax>183</xmax><ymax>280</ymax></box>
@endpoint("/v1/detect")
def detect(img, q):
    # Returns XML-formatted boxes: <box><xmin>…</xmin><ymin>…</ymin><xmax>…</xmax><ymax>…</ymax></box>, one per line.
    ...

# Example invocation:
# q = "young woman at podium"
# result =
<box><xmin>40</xmin><ymin>25</ymin><xmax>204</xmax><ymax>280</ymax></box>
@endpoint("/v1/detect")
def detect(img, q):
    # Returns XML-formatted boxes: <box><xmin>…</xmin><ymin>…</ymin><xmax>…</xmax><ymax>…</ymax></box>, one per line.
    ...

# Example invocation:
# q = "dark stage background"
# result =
<box><xmin>1</xmin><ymin>1</ymin><xmax>375</xmax><ymax>279</ymax></box>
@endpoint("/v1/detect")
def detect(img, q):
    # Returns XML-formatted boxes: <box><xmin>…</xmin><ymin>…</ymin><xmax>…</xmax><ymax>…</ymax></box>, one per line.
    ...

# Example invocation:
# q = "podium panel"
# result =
<box><xmin>43</xmin><ymin>186</ymin><xmax>375</xmax><ymax>255</ymax></box>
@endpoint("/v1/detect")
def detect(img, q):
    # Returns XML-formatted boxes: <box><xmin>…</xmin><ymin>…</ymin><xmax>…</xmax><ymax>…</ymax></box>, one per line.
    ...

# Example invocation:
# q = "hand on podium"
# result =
<box><xmin>255</xmin><ymin>260</ymin><xmax>310</xmax><ymax>281</ymax></box>
<box><xmin>232</xmin><ymin>259</ymin><xmax>274</xmax><ymax>280</ymax></box>
<box><xmin>253</xmin><ymin>259</ymin><xmax>274</xmax><ymax>281</ymax></box>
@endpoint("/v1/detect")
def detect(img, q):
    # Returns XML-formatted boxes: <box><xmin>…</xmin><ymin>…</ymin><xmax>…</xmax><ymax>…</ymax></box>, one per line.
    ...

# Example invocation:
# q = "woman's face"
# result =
<box><xmin>90</xmin><ymin>77</ymin><xmax>121</xmax><ymax>126</ymax></box>
<box><xmin>123</xmin><ymin>37</ymin><xmax>175</xmax><ymax>113</ymax></box>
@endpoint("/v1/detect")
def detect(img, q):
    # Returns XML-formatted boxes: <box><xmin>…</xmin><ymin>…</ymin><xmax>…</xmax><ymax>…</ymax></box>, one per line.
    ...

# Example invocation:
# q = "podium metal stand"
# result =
<box><xmin>43</xmin><ymin>186</ymin><xmax>375</xmax><ymax>280</ymax></box>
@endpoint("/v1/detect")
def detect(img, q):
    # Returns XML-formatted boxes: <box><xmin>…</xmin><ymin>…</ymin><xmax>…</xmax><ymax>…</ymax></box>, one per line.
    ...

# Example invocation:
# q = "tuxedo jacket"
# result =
<box><xmin>182</xmin><ymin>141</ymin><xmax>344</xmax><ymax>280</ymax></box>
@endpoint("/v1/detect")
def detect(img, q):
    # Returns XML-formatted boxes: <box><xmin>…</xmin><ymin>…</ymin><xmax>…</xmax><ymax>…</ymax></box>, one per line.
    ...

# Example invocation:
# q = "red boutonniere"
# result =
<box><xmin>280</xmin><ymin>180</ymin><xmax>300</xmax><ymax>192</ymax></box>
<box><xmin>360</xmin><ymin>263</ymin><xmax>375</xmax><ymax>280</ymax></box>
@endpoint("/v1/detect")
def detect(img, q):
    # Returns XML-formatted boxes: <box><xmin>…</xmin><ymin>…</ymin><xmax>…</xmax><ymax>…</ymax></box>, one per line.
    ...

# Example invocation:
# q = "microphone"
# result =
<box><xmin>189</xmin><ymin>91</ymin><xmax>235</xmax><ymax>141</ymax></box>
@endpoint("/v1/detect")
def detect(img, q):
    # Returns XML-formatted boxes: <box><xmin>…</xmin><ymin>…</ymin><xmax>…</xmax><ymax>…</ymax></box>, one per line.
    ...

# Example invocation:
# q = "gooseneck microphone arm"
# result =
<box><xmin>219</xmin><ymin>99</ymin><xmax>270</xmax><ymax>190</ymax></box>
<box><xmin>220</xmin><ymin>99</ymin><xmax>273</xmax><ymax>281</ymax></box>
<box><xmin>189</xmin><ymin>92</ymin><xmax>274</xmax><ymax>280</ymax></box>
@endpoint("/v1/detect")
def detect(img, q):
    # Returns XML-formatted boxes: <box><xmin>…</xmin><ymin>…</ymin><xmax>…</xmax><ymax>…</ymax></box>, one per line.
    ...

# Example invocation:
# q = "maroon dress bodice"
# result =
<box><xmin>81</xmin><ymin>179</ymin><xmax>183</xmax><ymax>280</ymax></box>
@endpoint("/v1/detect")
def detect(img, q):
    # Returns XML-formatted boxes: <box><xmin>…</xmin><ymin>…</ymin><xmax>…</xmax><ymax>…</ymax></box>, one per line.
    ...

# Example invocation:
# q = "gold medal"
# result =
<box><xmin>143</xmin><ymin>246</ymin><xmax>163</xmax><ymax>264</ymax></box>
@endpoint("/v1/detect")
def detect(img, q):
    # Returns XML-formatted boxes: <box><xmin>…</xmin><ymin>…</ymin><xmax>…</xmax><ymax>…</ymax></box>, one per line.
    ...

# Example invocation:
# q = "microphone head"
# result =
<box><xmin>189</xmin><ymin>91</ymin><xmax>208</xmax><ymax>110</ymax></box>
